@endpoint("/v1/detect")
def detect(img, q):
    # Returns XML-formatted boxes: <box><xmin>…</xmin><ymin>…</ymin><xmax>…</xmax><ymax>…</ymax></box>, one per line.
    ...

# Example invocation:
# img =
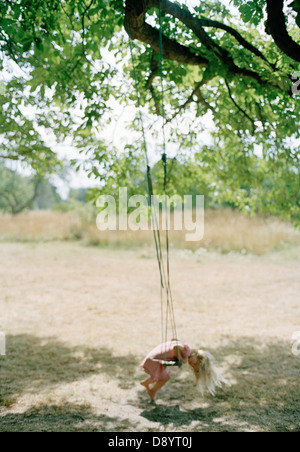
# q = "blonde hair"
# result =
<box><xmin>189</xmin><ymin>349</ymin><xmax>230</xmax><ymax>396</ymax></box>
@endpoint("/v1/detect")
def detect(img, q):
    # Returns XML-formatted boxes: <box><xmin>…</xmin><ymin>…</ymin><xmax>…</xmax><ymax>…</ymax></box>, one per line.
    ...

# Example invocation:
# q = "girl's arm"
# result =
<box><xmin>173</xmin><ymin>345</ymin><xmax>188</xmax><ymax>364</ymax></box>
<box><xmin>151</xmin><ymin>356</ymin><xmax>182</xmax><ymax>367</ymax></box>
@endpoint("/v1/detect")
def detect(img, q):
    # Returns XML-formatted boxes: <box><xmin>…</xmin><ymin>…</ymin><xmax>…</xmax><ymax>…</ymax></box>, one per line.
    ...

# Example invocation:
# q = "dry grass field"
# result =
<box><xmin>0</xmin><ymin>208</ymin><xmax>299</xmax><ymax>254</ymax></box>
<box><xmin>0</xmin><ymin>221</ymin><xmax>300</xmax><ymax>431</ymax></box>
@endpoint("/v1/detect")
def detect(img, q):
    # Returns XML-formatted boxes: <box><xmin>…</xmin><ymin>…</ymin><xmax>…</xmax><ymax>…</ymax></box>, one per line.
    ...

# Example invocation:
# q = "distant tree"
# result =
<box><xmin>69</xmin><ymin>188</ymin><xmax>89</xmax><ymax>203</ymax></box>
<box><xmin>0</xmin><ymin>164</ymin><xmax>60</xmax><ymax>214</ymax></box>
<box><xmin>34</xmin><ymin>179</ymin><xmax>62</xmax><ymax>210</ymax></box>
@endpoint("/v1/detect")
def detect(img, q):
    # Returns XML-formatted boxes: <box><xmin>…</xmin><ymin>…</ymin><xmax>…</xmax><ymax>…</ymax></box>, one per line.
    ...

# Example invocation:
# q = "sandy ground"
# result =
<box><xmin>0</xmin><ymin>242</ymin><xmax>299</xmax><ymax>432</ymax></box>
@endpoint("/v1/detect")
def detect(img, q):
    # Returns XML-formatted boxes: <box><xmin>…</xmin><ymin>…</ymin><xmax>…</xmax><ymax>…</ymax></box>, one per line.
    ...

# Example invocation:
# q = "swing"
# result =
<box><xmin>126</xmin><ymin>4</ymin><xmax>231</xmax><ymax>402</ymax></box>
<box><xmin>126</xmin><ymin>0</ymin><xmax>180</xmax><ymax>363</ymax></box>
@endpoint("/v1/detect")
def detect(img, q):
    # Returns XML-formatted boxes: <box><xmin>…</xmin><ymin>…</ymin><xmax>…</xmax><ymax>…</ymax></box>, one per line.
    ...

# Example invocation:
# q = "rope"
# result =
<box><xmin>128</xmin><ymin>38</ymin><xmax>164</xmax><ymax>290</ymax></box>
<box><xmin>126</xmin><ymin>4</ymin><xmax>179</xmax><ymax>357</ymax></box>
<box><xmin>158</xmin><ymin>0</ymin><xmax>178</xmax><ymax>349</ymax></box>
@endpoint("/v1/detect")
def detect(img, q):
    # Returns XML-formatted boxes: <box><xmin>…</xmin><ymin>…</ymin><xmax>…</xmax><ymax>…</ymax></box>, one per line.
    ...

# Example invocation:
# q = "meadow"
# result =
<box><xmin>0</xmin><ymin>208</ymin><xmax>299</xmax><ymax>254</ymax></box>
<box><xmin>0</xmin><ymin>209</ymin><xmax>299</xmax><ymax>432</ymax></box>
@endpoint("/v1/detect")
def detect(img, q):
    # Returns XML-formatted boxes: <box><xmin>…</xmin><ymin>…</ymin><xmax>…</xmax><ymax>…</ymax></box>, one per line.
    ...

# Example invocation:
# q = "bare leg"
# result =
<box><xmin>148</xmin><ymin>376</ymin><xmax>170</xmax><ymax>402</ymax></box>
<box><xmin>140</xmin><ymin>378</ymin><xmax>155</xmax><ymax>399</ymax></box>
<box><xmin>140</xmin><ymin>378</ymin><xmax>153</xmax><ymax>389</ymax></box>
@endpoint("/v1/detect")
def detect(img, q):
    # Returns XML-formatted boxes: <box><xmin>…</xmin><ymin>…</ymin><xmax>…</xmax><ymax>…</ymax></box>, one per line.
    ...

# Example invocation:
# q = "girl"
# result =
<box><xmin>140</xmin><ymin>339</ymin><xmax>229</xmax><ymax>402</ymax></box>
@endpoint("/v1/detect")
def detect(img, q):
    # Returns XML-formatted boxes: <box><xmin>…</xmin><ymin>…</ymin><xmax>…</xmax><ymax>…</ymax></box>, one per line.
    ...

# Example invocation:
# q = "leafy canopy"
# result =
<box><xmin>0</xmin><ymin>0</ymin><xmax>299</xmax><ymax>224</ymax></box>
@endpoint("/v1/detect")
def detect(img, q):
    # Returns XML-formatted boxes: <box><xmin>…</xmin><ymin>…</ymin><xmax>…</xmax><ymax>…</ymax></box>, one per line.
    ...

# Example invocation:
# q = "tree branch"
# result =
<box><xmin>0</xmin><ymin>154</ymin><xmax>19</xmax><ymax>161</ymax></box>
<box><xmin>146</xmin><ymin>53</ymin><xmax>161</xmax><ymax>115</ymax></box>
<box><xmin>199</xmin><ymin>17</ymin><xmax>276</xmax><ymax>70</ymax></box>
<box><xmin>148</xmin><ymin>0</ymin><xmax>271</xmax><ymax>86</ymax></box>
<box><xmin>125</xmin><ymin>0</ymin><xmax>279</xmax><ymax>90</ymax></box>
<box><xmin>124</xmin><ymin>0</ymin><xmax>209</xmax><ymax>67</ymax></box>
<box><xmin>0</xmin><ymin>189</ymin><xmax>15</xmax><ymax>213</ymax></box>
<box><xmin>225</xmin><ymin>79</ymin><xmax>256</xmax><ymax>133</ymax></box>
<box><xmin>194</xmin><ymin>88</ymin><xmax>217</xmax><ymax>115</ymax></box>
<box><xmin>266</xmin><ymin>0</ymin><xmax>300</xmax><ymax>63</ymax></box>
<box><xmin>13</xmin><ymin>178</ymin><xmax>41</xmax><ymax>215</ymax></box>
<box><xmin>82</xmin><ymin>0</ymin><xmax>95</xmax><ymax>54</ymax></box>
<box><xmin>165</xmin><ymin>76</ymin><xmax>213</xmax><ymax>124</ymax></box>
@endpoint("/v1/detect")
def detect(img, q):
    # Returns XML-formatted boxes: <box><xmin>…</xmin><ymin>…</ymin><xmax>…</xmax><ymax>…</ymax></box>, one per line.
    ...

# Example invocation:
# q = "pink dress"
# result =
<box><xmin>141</xmin><ymin>340</ymin><xmax>192</xmax><ymax>382</ymax></box>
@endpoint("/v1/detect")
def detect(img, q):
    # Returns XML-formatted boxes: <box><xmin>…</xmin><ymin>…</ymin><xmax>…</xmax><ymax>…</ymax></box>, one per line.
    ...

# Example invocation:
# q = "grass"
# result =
<box><xmin>0</xmin><ymin>208</ymin><xmax>299</xmax><ymax>255</ymax></box>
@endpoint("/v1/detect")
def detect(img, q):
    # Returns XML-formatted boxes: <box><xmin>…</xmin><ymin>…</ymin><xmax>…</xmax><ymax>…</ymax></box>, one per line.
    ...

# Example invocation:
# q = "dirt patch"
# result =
<box><xmin>0</xmin><ymin>242</ymin><xmax>299</xmax><ymax>432</ymax></box>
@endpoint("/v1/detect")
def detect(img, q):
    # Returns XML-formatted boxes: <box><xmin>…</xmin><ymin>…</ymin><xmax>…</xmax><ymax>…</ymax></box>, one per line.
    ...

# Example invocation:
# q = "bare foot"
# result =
<box><xmin>140</xmin><ymin>381</ymin><xmax>156</xmax><ymax>401</ymax></box>
<box><xmin>148</xmin><ymin>388</ymin><xmax>156</xmax><ymax>402</ymax></box>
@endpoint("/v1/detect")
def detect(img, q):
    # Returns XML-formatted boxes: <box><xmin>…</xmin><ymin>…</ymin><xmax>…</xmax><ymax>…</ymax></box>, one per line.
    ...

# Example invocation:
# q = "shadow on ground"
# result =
<box><xmin>0</xmin><ymin>334</ymin><xmax>139</xmax><ymax>403</ymax></box>
<box><xmin>0</xmin><ymin>403</ymin><xmax>141</xmax><ymax>432</ymax></box>
<box><xmin>0</xmin><ymin>334</ymin><xmax>299</xmax><ymax>432</ymax></box>
<box><xmin>136</xmin><ymin>338</ymin><xmax>300</xmax><ymax>432</ymax></box>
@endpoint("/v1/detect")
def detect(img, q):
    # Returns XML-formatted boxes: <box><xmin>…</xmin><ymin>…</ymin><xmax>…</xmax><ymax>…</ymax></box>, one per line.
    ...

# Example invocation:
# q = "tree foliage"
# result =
<box><xmin>0</xmin><ymin>0</ymin><xmax>299</xmax><ymax>224</ymax></box>
<box><xmin>0</xmin><ymin>163</ymin><xmax>62</xmax><ymax>214</ymax></box>
<box><xmin>0</xmin><ymin>164</ymin><xmax>36</xmax><ymax>213</ymax></box>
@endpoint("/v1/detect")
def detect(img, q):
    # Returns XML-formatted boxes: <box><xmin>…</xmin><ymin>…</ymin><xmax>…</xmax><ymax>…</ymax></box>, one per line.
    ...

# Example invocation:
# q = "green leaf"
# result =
<box><xmin>88</xmin><ymin>6</ymin><xmax>102</xmax><ymax>16</ymax></box>
<box><xmin>23</xmin><ymin>38</ymin><xmax>33</xmax><ymax>52</ymax></box>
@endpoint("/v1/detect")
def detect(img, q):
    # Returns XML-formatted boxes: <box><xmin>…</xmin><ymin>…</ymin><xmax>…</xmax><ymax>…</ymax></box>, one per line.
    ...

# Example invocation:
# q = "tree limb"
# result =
<box><xmin>146</xmin><ymin>53</ymin><xmax>161</xmax><ymax>115</ymax></box>
<box><xmin>266</xmin><ymin>0</ymin><xmax>300</xmax><ymax>63</ymax></box>
<box><xmin>166</xmin><ymin>76</ymin><xmax>213</xmax><ymax>123</ymax></box>
<box><xmin>225</xmin><ymin>79</ymin><xmax>256</xmax><ymax>133</ymax></box>
<box><xmin>148</xmin><ymin>0</ymin><xmax>271</xmax><ymax>85</ymax></box>
<box><xmin>199</xmin><ymin>17</ymin><xmax>276</xmax><ymax>70</ymax></box>
<box><xmin>0</xmin><ymin>177</ymin><xmax>41</xmax><ymax>215</ymax></box>
<box><xmin>0</xmin><ymin>154</ymin><xmax>19</xmax><ymax>161</ymax></box>
<box><xmin>0</xmin><ymin>189</ymin><xmax>15</xmax><ymax>213</ymax></box>
<box><xmin>124</xmin><ymin>0</ymin><xmax>209</xmax><ymax>67</ymax></box>
<box><xmin>13</xmin><ymin>178</ymin><xmax>42</xmax><ymax>215</ymax></box>
<box><xmin>194</xmin><ymin>88</ymin><xmax>217</xmax><ymax>115</ymax></box>
<box><xmin>125</xmin><ymin>0</ymin><xmax>277</xmax><ymax>89</ymax></box>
